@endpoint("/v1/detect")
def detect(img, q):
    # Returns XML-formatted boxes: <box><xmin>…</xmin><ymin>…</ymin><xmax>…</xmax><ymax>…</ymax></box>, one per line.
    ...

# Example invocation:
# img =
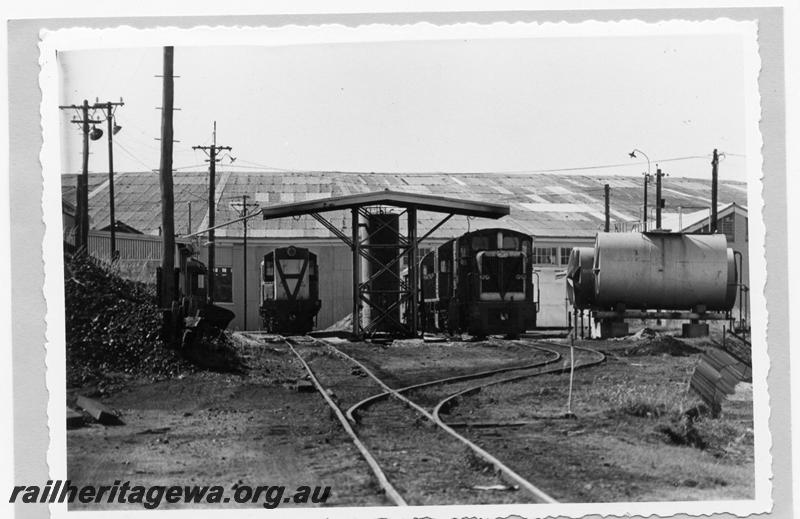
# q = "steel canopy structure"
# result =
<box><xmin>261</xmin><ymin>189</ymin><xmax>510</xmax><ymax>338</ymax></box>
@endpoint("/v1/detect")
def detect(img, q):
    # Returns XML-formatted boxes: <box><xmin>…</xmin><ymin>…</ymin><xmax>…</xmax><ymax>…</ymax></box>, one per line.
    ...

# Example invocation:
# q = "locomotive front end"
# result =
<box><xmin>260</xmin><ymin>246</ymin><xmax>322</xmax><ymax>334</ymax></box>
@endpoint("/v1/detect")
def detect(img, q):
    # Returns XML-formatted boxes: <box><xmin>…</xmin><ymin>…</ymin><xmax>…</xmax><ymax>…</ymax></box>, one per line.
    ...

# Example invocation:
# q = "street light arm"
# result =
<box><xmin>629</xmin><ymin>148</ymin><xmax>651</xmax><ymax>176</ymax></box>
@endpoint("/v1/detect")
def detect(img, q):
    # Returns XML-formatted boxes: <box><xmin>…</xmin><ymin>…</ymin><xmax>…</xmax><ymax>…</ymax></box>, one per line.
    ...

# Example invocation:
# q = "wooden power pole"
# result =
<box><xmin>233</xmin><ymin>194</ymin><xmax>259</xmax><ymax>330</ymax></box>
<box><xmin>711</xmin><ymin>149</ymin><xmax>719</xmax><ymax>233</ymax></box>
<box><xmin>604</xmin><ymin>183</ymin><xmax>610</xmax><ymax>232</ymax></box>
<box><xmin>159</xmin><ymin>46</ymin><xmax>176</xmax><ymax>307</ymax></box>
<box><xmin>655</xmin><ymin>167</ymin><xmax>664</xmax><ymax>230</ymax></box>
<box><xmin>59</xmin><ymin>100</ymin><xmax>102</xmax><ymax>251</ymax></box>
<box><xmin>193</xmin><ymin>122</ymin><xmax>232</xmax><ymax>303</ymax></box>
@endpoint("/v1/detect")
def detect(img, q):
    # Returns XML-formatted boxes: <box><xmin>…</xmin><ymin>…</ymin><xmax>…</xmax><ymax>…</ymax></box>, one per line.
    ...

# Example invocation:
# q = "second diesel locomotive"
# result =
<box><xmin>420</xmin><ymin>228</ymin><xmax>538</xmax><ymax>337</ymax></box>
<box><xmin>260</xmin><ymin>246</ymin><xmax>322</xmax><ymax>334</ymax></box>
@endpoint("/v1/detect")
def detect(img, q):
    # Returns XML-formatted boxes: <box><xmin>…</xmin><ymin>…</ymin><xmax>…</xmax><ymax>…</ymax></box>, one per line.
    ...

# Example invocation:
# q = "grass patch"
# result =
<box><xmin>595</xmin><ymin>382</ymin><xmax>696</xmax><ymax>420</ymax></box>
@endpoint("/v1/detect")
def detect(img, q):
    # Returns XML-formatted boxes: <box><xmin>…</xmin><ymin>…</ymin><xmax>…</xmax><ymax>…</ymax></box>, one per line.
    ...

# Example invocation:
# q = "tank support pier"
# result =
<box><xmin>682</xmin><ymin>321</ymin><xmax>710</xmax><ymax>338</ymax></box>
<box><xmin>592</xmin><ymin>309</ymin><xmax>725</xmax><ymax>339</ymax></box>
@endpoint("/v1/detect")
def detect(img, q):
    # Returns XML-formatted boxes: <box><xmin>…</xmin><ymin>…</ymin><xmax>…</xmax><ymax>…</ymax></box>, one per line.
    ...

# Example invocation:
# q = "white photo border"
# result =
<box><xmin>39</xmin><ymin>18</ymin><xmax>770</xmax><ymax>519</ymax></box>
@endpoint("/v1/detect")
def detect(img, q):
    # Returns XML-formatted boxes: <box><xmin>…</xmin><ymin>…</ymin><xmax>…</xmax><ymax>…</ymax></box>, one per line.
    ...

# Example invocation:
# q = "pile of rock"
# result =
<box><xmin>64</xmin><ymin>253</ymin><xmax>194</xmax><ymax>387</ymax></box>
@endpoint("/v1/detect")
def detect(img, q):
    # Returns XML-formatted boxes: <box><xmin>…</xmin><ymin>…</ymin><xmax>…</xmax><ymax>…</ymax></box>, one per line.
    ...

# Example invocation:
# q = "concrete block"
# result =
<box><xmin>599</xmin><ymin>321</ymin><xmax>629</xmax><ymax>338</ymax></box>
<box><xmin>75</xmin><ymin>395</ymin><xmax>124</xmax><ymax>425</ymax></box>
<box><xmin>67</xmin><ymin>407</ymin><xmax>84</xmax><ymax>429</ymax></box>
<box><xmin>682</xmin><ymin>323</ymin><xmax>710</xmax><ymax>338</ymax></box>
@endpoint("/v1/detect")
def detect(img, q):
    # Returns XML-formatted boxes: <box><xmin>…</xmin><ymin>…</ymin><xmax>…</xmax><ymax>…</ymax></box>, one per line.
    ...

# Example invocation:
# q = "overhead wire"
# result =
<box><xmin>113</xmin><ymin>140</ymin><xmax>156</xmax><ymax>173</ymax></box>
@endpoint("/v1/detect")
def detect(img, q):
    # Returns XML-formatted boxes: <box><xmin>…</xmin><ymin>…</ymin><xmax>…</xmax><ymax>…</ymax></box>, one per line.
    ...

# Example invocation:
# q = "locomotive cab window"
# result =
<box><xmin>263</xmin><ymin>255</ymin><xmax>274</xmax><ymax>281</ymax></box>
<box><xmin>471</xmin><ymin>236</ymin><xmax>490</xmax><ymax>251</ymax></box>
<box><xmin>502</xmin><ymin>236</ymin><xmax>519</xmax><ymax>250</ymax></box>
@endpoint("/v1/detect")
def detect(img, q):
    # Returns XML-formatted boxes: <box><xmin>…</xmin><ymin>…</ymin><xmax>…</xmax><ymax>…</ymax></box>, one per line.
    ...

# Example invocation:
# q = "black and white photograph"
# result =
<box><xmin>5</xmin><ymin>5</ymin><xmax>796</xmax><ymax>519</ymax></box>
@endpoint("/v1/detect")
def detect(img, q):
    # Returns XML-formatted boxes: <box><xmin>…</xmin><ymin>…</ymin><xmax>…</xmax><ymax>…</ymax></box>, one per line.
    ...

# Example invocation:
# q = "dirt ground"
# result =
<box><xmin>444</xmin><ymin>336</ymin><xmax>754</xmax><ymax>502</ymax></box>
<box><xmin>67</xmin><ymin>330</ymin><xmax>755</xmax><ymax>509</ymax></box>
<box><xmin>67</xmin><ymin>340</ymin><xmax>387</xmax><ymax>510</ymax></box>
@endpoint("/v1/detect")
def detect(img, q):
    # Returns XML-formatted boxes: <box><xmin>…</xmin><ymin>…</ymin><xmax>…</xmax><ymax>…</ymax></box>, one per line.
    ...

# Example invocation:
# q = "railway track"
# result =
<box><xmin>273</xmin><ymin>334</ymin><xmax>605</xmax><ymax>506</ymax></box>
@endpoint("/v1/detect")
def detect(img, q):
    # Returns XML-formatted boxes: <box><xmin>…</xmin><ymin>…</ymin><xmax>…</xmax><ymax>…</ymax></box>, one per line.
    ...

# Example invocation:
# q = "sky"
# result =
<box><xmin>58</xmin><ymin>33</ymin><xmax>748</xmax><ymax>181</ymax></box>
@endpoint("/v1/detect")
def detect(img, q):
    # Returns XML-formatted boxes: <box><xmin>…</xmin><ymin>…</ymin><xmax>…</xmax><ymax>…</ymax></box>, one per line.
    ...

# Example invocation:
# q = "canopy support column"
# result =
<box><xmin>408</xmin><ymin>207</ymin><xmax>419</xmax><ymax>336</ymax></box>
<box><xmin>351</xmin><ymin>207</ymin><xmax>361</xmax><ymax>338</ymax></box>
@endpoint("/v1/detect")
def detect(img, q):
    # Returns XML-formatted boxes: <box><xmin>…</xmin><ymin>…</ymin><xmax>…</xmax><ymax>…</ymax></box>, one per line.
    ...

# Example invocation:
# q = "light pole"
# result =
<box><xmin>99</xmin><ymin>100</ymin><xmax>124</xmax><ymax>260</ymax></box>
<box><xmin>629</xmin><ymin>149</ymin><xmax>651</xmax><ymax>231</ymax></box>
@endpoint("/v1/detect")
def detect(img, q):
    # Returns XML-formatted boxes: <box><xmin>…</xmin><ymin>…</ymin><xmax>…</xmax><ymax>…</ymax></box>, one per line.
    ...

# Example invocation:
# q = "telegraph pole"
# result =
<box><xmin>642</xmin><ymin>174</ymin><xmax>649</xmax><ymax>232</ymax></box>
<box><xmin>242</xmin><ymin>195</ymin><xmax>248</xmax><ymax>330</ymax></box>
<box><xmin>655</xmin><ymin>167</ymin><xmax>664</xmax><ymax>230</ymax></box>
<box><xmin>59</xmin><ymin>100</ymin><xmax>102</xmax><ymax>251</ymax></box>
<box><xmin>230</xmin><ymin>195</ymin><xmax>259</xmax><ymax>330</ymax></box>
<box><xmin>193</xmin><ymin>122</ymin><xmax>232</xmax><ymax>303</ymax></box>
<box><xmin>604</xmin><ymin>184</ymin><xmax>610</xmax><ymax>232</ymax></box>
<box><xmin>159</xmin><ymin>46</ymin><xmax>176</xmax><ymax>308</ymax></box>
<box><xmin>711</xmin><ymin>149</ymin><xmax>719</xmax><ymax>233</ymax></box>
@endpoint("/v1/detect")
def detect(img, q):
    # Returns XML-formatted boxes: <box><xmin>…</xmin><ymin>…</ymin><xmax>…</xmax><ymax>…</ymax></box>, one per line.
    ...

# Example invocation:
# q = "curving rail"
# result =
<box><xmin>432</xmin><ymin>341</ymin><xmax>607</xmax><ymax>426</ymax></box>
<box><xmin>282</xmin><ymin>334</ymin><xmax>606</xmax><ymax>507</ymax></box>
<box><xmin>345</xmin><ymin>344</ymin><xmax>563</xmax><ymax>423</ymax></box>
<box><xmin>324</xmin><ymin>341</ymin><xmax>561</xmax><ymax>504</ymax></box>
<box><xmin>283</xmin><ymin>339</ymin><xmax>408</xmax><ymax>506</ymax></box>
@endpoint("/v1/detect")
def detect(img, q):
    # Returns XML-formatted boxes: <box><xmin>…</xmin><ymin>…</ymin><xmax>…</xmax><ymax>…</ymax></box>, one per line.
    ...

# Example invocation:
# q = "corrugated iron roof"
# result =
<box><xmin>63</xmin><ymin>171</ymin><xmax>749</xmax><ymax>240</ymax></box>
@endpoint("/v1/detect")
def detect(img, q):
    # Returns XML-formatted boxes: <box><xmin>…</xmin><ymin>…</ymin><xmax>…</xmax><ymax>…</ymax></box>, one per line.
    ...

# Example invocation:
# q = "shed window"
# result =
<box><xmin>720</xmin><ymin>215</ymin><xmax>735</xmax><ymax>242</ymax></box>
<box><xmin>213</xmin><ymin>267</ymin><xmax>233</xmax><ymax>303</ymax></box>
<box><xmin>533</xmin><ymin>247</ymin><xmax>558</xmax><ymax>265</ymax></box>
<box><xmin>559</xmin><ymin>247</ymin><xmax>572</xmax><ymax>266</ymax></box>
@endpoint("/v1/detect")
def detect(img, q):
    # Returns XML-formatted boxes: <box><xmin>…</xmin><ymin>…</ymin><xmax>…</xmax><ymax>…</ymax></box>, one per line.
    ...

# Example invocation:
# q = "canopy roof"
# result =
<box><xmin>260</xmin><ymin>189</ymin><xmax>510</xmax><ymax>220</ymax></box>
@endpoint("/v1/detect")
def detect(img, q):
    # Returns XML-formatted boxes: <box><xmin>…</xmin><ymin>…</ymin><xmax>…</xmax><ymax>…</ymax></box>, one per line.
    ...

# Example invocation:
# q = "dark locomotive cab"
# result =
<box><xmin>421</xmin><ymin>228</ymin><xmax>537</xmax><ymax>337</ymax></box>
<box><xmin>260</xmin><ymin>246</ymin><xmax>322</xmax><ymax>334</ymax></box>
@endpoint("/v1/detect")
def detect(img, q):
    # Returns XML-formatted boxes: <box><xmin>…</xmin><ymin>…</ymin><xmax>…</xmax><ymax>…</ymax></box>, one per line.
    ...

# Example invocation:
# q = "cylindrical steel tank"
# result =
<box><xmin>593</xmin><ymin>232</ymin><xmax>736</xmax><ymax>311</ymax></box>
<box><xmin>566</xmin><ymin>247</ymin><xmax>595</xmax><ymax>309</ymax></box>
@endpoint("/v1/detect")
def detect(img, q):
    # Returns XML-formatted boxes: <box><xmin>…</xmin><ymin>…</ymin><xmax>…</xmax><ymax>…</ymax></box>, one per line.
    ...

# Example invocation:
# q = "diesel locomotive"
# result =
<box><xmin>420</xmin><ymin>228</ymin><xmax>538</xmax><ymax>337</ymax></box>
<box><xmin>260</xmin><ymin>246</ymin><xmax>322</xmax><ymax>334</ymax></box>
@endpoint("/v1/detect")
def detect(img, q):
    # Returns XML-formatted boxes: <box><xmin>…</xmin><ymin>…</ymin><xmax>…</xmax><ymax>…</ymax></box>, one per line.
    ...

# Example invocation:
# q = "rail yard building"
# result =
<box><xmin>62</xmin><ymin>171</ymin><xmax>750</xmax><ymax>331</ymax></box>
